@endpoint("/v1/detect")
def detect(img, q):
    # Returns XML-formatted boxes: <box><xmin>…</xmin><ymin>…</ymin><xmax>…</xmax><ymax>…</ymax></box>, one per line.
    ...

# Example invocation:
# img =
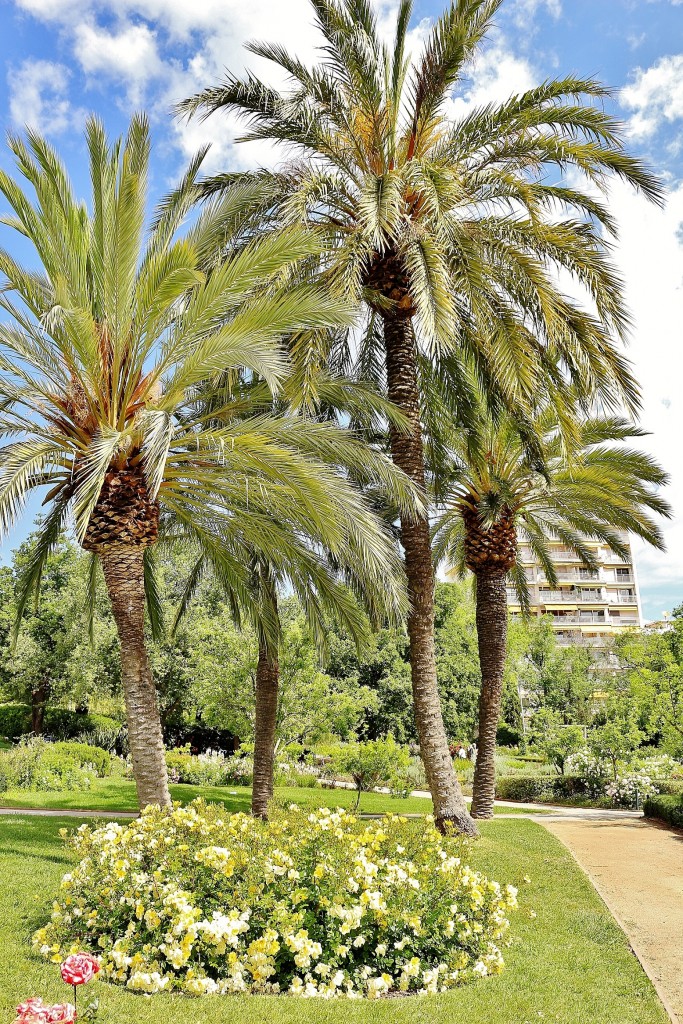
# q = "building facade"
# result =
<box><xmin>508</xmin><ymin>532</ymin><xmax>642</xmax><ymax>652</ymax></box>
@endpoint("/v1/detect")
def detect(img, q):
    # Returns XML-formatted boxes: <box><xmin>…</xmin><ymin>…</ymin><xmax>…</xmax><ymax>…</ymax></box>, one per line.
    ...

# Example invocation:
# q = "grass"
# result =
<box><xmin>0</xmin><ymin>777</ymin><xmax>544</xmax><ymax>815</ymax></box>
<box><xmin>0</xmin><ymin>814</ymin><xmax>667</xmax><ymax>1024</ymax></box>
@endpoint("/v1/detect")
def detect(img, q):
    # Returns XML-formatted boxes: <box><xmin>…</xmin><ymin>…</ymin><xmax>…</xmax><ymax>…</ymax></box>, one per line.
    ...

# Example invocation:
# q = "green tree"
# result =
<box><xmin>529</xmin><ymin>709</ymin><xmax>585</xmax><ymax>774</ymax></box>
<box><xmin>589</xmin><ymin>696</ymin><xmax>643</xmax><ymax>780</ymax></box>
<box><xmin>180</xmin><ymin>0</ymin><xmax>661</xmax><ymax>833</ymax></box>
<box><xmin>433</xmin><ymin>407</ymin><xmax>669</xmax><ymax>817</ymax></box>
<box><xmin>615</xmin><ymin>624</ymin><xmax>683</xmax><ymax>758</ymax></box>
<box><xmin>0</xmin><ymin>116</ymin><xmax>411</xmax><ymax>809</ymax></box>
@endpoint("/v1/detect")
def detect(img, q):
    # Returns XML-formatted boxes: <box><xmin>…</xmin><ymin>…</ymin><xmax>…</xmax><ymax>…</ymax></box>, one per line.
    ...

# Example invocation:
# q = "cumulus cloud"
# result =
<box><xmin>73</xmin><ymin>21</ymin><xmax>164</xmax><ymax>105</ymax></box>
<box><xmin>7</xmin><ymin>58</ymin><xmax>82</xmax><ymax>134</ymax></box>
<box><xmin>621</xmin><ymin>53</ymin><xmax>683</xmax><ymax>137</ymax></box>
<box><xmin>446</xmin><ymin>41</ymin><xmax>536</xmax><ymax>119</ymax></box>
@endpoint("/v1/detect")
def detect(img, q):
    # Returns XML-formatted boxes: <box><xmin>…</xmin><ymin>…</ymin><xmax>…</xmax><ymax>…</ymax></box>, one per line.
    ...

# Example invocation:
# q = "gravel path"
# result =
<box><xmin>543</xmin><ymin>816</ymin><xmax>683</xmax><ymax>1024</ymax></box>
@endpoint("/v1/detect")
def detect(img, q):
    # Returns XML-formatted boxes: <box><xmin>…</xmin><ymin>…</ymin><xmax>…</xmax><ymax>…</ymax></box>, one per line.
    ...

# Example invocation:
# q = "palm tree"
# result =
<box><xmin>174</xmin><ymin>370</ymin><xmax>412</xmax><ymax>819</ymax></box>
<box><xmin>0</xmin><ymin>115</ymin><xmax>416</xmax><ymax>810</ymax></box>
<box><xmin>178</xmin><ymin>0</ymin><xmax>661</xmax><ymax>833</ymax></box>
<box><xmin>432</xmin><ymin>406</ymin><xmax>671</xmax><ymax>817</ymax></box>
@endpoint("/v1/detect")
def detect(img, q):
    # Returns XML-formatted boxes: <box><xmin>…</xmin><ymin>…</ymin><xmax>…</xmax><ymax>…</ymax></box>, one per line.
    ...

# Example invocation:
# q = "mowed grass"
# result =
<box><xmin>0</xmin><ymin>814</ymin><xmax>668</xmax><ymax>1024</ymax></box>
<box><xmin>0</xmin><ymin>777</ymin><xmax>542</xmax><ymax>815</ymax></box>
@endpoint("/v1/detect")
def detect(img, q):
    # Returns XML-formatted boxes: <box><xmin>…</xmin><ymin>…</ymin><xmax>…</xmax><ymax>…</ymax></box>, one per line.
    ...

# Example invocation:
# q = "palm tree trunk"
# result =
<box><xmin>99</xmin><ymin>543</ymin><xmax>171</xmax><ymax>810</ymax></box>
<box><xmin>471</xmin><ymin>569</ymin><xmax>508</xmax><ymax>818</ymax></box>
<box><xmin>383</xmin><ymin>314</ymin><xmax>477</xmax><ymax>836</ymax></box>
<box><xmin>251</xmin><ymin>639</ymin><xmax>280</xmax><ymax>819</ymax></box>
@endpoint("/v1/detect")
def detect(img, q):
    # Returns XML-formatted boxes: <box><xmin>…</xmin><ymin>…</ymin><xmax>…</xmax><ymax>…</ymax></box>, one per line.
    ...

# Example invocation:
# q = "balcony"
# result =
<box><xmin>555</xmin><ymin>633</ymin><xmax>610</xmax><ymax>648</ymax></box>
<box><xmin>550</xmin><ymin>613</ymin><xmax>608</xmax><ymax>624</ymax></box>
<box><xmin>536</xmin><ymin>570</ymin><xmax>600</xmax><ymax>583</ymax></box>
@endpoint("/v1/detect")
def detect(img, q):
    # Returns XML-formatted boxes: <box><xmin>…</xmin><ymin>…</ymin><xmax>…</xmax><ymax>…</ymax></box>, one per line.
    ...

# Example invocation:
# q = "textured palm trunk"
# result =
<box><xmin>383</xmin><ymin>313</ymin><xmax>477</xmax><ymax>836</ymax></box>
<box><xmin>99</xmin><ymin>544</ymin><xmax>171</xmax><ymax>810</ymax></box>
<box><xmin>471</xmin><ymin>569</ymin><xmax>509</xmax><ymax>818</ymax></box>
<box><xmin>251</xmin><ymin>640</ymin><xmax>280</xmax><ymax>819</ymax></box>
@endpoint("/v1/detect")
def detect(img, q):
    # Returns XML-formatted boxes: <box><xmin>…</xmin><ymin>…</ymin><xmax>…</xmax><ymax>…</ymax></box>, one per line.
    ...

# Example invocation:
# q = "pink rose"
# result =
<box><xmin>14</xmin><ymin>1001</ymin><xmax>76</xmax><ymax>1024</ymax></box>
<box><xmin>15</xmin><ymin>998</ymin><xmax>49</xmax><ymax>1024</ymax></box>
<box><xmin>60</xmin><ymin>953</ymin><xmax>100</xmax><ymax>987</ymax></box>
<box><xmin>45</xmin><ymin>1006</ymin><xmax>76</xmax><ymax>1024</ymax></box>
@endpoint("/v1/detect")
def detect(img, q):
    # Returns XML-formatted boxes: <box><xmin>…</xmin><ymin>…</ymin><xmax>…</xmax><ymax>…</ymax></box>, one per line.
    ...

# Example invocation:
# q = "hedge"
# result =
<box><xmin>495</xmin><ymin>774</ymin><xmax>589</xmax><ymax>803</ymax></box>
<box><xmin>0</xmin><ymin>704</ymin><xmax>120</xmax><ymax>741</ymax></box>
<box><xmin>643</xmin><ymin>793</ymin><xmax>683</xmax><ymax>829</ymax></box>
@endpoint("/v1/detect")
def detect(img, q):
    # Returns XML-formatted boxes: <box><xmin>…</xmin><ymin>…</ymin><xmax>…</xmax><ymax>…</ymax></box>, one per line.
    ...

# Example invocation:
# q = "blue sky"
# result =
<box><xmin>0</xmin><ymin>0</ymin><xmax>682</xmax><ymax>619</ymax></box>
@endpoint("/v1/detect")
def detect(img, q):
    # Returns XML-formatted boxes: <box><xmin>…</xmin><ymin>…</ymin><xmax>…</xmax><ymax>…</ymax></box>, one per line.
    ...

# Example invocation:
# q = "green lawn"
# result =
<box><xmin>0</xmin><ymin>777</ymin><xmax>542</xmax><ymax>815</ymax></box>
<box><xmin>0</xmin><ymin>814</ymin><xmax>668</xmax><ymax>1024</ymax></box>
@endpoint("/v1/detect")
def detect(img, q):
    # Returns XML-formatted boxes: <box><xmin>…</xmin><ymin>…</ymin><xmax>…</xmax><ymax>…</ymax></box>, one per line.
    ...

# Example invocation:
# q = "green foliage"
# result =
<box><xmin>50</xmin><ymin>742</ymin><xmax>110</xmax><ymax>778</ymax></box>
<box><xmin>529</xmin><ymin>710</ymin><xmax>585</xmax><ymax>774</ymax></box>
<box><xmin>0</xmin><ymin>738</ymin><xmax>106</xmax><ymax>793</ymax></box>
<box><xmin>0</xmin><ymin>703</ymin><xmax>120</xmax><ymax>741</ymax></box>
<box><xmin>588</xmin><ymin>697</ymin><xmax>643</xmax><ymax>778</ymax></box>
<box><xmin>643</xmin><ymin>793</ymin><xmax>683</xmax><ymax>828</ymax></box>
<box><xmin>614</xmin><ymin>621</ymin><xmax>683</xmax><ymax>757</ymax></box>
<box><xmin>494</xmin><ymin>775</ymin><xmax>591</xmax><ymax>804</ymax></box>
<box><xmin>337</xmin><ymin>735</ymin><xmax>410</xmax><ymax>808</ymax></box>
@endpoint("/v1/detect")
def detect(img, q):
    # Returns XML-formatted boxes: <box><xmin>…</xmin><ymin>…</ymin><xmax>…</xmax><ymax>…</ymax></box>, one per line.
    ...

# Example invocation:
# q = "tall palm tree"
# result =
<box><xmin>432</xmin><ymin>407</ymin><xmax>671</xmax><ymax>817</ymax></box>
<box><xmin>0</xmin><ymin>116</ymin><xmax>417</xmax><ymax>810</ymax></box>
<box><xmin>174</xmin><ymin>367</ymin><xmax>411</xmax><ymax>819</ymax></box>
<box><xmin>178</xmin><ymin>0</ymin><xmax>661</xmax><ymax>833</ymax></box>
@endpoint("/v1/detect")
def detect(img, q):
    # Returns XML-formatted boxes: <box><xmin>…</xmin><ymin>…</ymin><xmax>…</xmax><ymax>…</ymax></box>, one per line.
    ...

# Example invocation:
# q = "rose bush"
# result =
<box><xmin>14</xmin><ymin>1000</ymin><xmax>75</xmax><ymax>1024</ymax></box>
<box><xmin>34</xmin><ymin>801</ymin><xmax>518</xmax><ymax>999</ymax></box>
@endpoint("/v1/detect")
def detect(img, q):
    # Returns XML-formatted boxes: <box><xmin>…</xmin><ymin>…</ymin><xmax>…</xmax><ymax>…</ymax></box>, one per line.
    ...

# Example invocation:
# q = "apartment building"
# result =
<box><xmin>508</xmin><ymin>532</ymin><xmax>642</xmax><ymax>654</ymax></box>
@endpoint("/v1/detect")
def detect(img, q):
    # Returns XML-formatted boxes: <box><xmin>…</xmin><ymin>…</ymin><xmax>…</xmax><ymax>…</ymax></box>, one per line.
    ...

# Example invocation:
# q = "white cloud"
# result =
<box><xmin>621</xmin><ymin>53</ymin><xmax>683</xmax><ymax>137</ymax></box>
<box><xmin>603</xmin><ymin>179</ymin><xmax>683</xmax><ymax>610</ymax></box>
<box><xmin>447</xmin><ymin>41</ymin><xmax>536</xmax><ymax>119</ymax></box>
<box><xmin>73</xmin><ymin>21</ymin><xmax>164</xmax><ymax>105</ymax></box>
<box><xmin>7</xmin><ymin>58</ymin><xmax>81</xmax><ymax>134</ymax></box>
<box><xmin>507</xmin><ymin>0</ymin><xmax>561</xmax><ymax>27</ymax></box>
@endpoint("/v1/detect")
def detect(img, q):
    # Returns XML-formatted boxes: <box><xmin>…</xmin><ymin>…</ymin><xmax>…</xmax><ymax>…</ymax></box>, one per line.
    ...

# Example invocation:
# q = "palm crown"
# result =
<box><xmin>433</xmin><ymin>408</ymin><xmax>671</xmax><ymax>604</ymax></box>
<box><xmin>180</xmin><ymin>0</ymin><xmax>661</xmax><ymax>411</ymax></box>
<box><xmin>0</xmin><ymin>115</ymin><xmax>414</xmax><ymax>613</ymax></box>
<box><xmin>0</xmin><ymin>114</ymin><xmax>416</xmax><ymax>807</ymax></box>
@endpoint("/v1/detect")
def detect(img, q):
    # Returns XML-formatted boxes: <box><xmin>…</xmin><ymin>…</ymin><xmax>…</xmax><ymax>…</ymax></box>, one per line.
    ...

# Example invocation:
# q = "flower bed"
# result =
<box><xmin>34</xmin><ymin>801</ymin><xmax>518</xmax><ymax>999</ymax></box>
<box><xmin>164</xmin><ymin>748</ymin><xmax>253</xmax><ymax>787</ymax></box>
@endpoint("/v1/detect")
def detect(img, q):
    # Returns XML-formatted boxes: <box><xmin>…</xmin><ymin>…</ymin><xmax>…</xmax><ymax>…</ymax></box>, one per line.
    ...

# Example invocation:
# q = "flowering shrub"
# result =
<box><xmin>636</xmin><ymin>753</ymin><xmax>680</xmax><ymax>780</ymax></box>
<box><xmin>34</xmin><ymin>801</ymin><xmax>518</xmax><ymax>999</ymax></box>
<box><xmin>164</xmin><ymin>748</ymin><xmax>253</xmax><ymax>787</ymax></box>
<box><xmin>275</xmin><ymin>761</ymin><xmax>321</xmax><ymax>788</ymax></box>
<box><xmin>564</xmin><ymin>749</ymin><xmax>609</xmax><ymax>797</ymax></box>
<box><xmin>605</xmin><ymin>771</ymin><xmax>659</xmax><ymax>808</ymax></box>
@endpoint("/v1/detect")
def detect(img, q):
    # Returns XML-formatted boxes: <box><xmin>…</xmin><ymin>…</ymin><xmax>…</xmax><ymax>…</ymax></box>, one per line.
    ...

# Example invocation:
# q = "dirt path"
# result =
<box><xmin>543</xmin><ymin>817</ymin><xmax>683</xmax><ymax>1024</ymax></box>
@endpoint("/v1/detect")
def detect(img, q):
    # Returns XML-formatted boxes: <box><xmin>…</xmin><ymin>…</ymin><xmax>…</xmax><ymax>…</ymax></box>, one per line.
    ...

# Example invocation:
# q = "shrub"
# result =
<box><xmin>644</xmin><ymin>793</ymin><xmax>683</xmax><ymax>829</ymax></box>
<box><xmin>34</xmin><ymin>801</ymin><xmax>518</xmax><ymax>998</ymax></box>
<box><xmin>496</xmin><ymin>724</ymin><xmax>522</xmax><ymax>748</ymax></box>
<box><xmin>0</xmin><ymin>704</ymin><xmax>32</xmax><ymax>739</ymax></box>
<box><xmin>604</xmin><ymin>770</ymin><xmax>659</xmax><ymax>808</ymax></box>
<box><xmin>51</xmin><ymin>742</ymin><xmax>111</xmax><ymax>778</ymax></box>
<box><xmin>494</xmin><ymin>775</ymin><xmax>590</xmax><ymax>803</ymax></box>
<box><xmin>0</xmin><ymin>738</ymin><xmax>99</xmax><ymax>793</ymax></box>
